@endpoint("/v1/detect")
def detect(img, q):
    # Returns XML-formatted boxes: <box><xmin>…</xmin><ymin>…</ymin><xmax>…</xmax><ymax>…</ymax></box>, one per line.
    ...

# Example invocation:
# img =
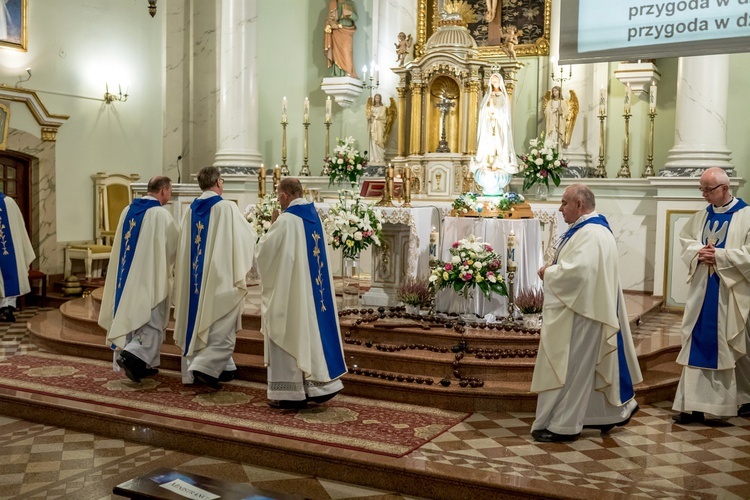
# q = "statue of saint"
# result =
<box><xmin>470</xmin><ymin>73</ymin><xmax>519</xmax><ymax>196</ymax></box>
<box><xmin>544</xmin><ymin>86</ymin><xmax>569</xmax><ymax>147</ymax></box>
<box><xmin>324</xmin><ymin>0</ymin><xmax>358</xmax><ymax>78</ymax></box>
<box><xmin>366</xmin><ymin>94</ymin><xmax>397</xmax><ymax>165</ymax></box>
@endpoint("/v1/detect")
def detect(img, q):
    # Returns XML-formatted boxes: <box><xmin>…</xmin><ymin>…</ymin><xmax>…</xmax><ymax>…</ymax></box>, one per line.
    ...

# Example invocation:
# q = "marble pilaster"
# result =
<box><xmin>214</xmin><ymin>0</ymin><xmax>262</xmax><ymax>171</ymax></box>
<box><xmin>663</xmin><ymin>55</ymin><xmax>732</xmax><ymax>173</ymax></box>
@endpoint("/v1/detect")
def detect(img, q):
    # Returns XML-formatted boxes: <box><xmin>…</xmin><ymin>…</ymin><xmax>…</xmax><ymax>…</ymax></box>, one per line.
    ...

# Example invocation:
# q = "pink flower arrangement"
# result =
<box><xmin>429</xmin><ymin>235</ymin><xmax>508</xmax><ymax>300</ymax></box>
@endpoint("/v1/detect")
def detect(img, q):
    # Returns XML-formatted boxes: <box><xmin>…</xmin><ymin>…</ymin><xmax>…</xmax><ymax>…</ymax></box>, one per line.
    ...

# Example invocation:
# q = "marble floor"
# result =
<box><xmin>2</xmin><ymin>303</ymin><xmax>750</xmax><ymax>499</ymax></box>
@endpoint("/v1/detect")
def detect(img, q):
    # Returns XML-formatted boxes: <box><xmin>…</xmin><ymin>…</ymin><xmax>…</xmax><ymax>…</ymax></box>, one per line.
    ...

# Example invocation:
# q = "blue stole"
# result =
<box><xmin>0</xmin><ymin>194</ymin><xmax>20</xmax><ymax>297</ymax></box>
<box><xmin>555</xmin><ymin>214</ymin><xmax>634</xmax><ymax>402</ymax></box>
<box><xmin>284</xmin><ymin>203</ymin><xmax>347</xmax><ymax>379</ymax></box>
<box><xmin>113</xmin><ymin>198</ymin><xmax>161</xmax><ymax>315</ymax></box>
<box><xmin>689</xmin><ymin>199</ymin><xmax>748</xmax><ymax>369</ymax></box>
<box><xmin>183</xmin><ymin>195</ymin><xmax>223</xmax><ymax>355</ymax></box>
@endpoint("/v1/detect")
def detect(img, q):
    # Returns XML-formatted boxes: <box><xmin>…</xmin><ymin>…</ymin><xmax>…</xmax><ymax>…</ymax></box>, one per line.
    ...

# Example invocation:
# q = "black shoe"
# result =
<box><xmin>307</xmin><ymin>390</ymin><xmax>340</xmax><ymax>405</ymax></box>
<box><xmin>672</xmin><ymin>411</ymin><xmax>705</xmax><ymax>424</ymax></box>
<box><xmin>0</xmin><ymin>306</ymin><xmax>15</xmax><ymax>322</ymax></box>
<box><xmin>117</xmin><ymin>351</ymin><xmax>148</xmax><ymax>383</ymax></box>
<box><xmin>143</xmin><ymin>368</ymin><xmax>159</xmax><ymax>378</ymax></box>
<box><xmin>268</xmin><ymin>399</ymin><xmax>308</xmax><ymax>410</ymax></box>
<box><xmin>739</xmin><ymin>403</ymin><xmax>750</xmax><ymax>418</ymax></box>
<box><xmin>218</xmin><ymin>370</ymin><xmax>237</xmax><ymax>382</ymax></box>
<box><xmin>192</xmin><ymin>370</ymin><xmax>221</xmax><ymax>389</ymax></box>
<box><xmin>531</xmin><ymin>429</ymin><xmax>580</xmax><ymax>443</ymax></box>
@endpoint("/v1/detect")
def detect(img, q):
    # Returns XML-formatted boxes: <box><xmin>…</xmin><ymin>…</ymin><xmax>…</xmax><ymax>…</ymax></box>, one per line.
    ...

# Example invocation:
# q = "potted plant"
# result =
<box><xmin>396</xmin><ymin>277</ymin><xmax>433</xmax><ymax>314</ymax></box>
<box><xmin>515</xmin><ymin>286</ymin><xmax>543</xmax><ymax>328</ymax></box>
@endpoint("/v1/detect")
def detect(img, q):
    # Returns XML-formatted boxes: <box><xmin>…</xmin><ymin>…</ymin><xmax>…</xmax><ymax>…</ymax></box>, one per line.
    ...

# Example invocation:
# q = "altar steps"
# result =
<box><xmin>27</xmin><ymin>290</ymin><xmax>682</xmax><ymax>413</ymax></box>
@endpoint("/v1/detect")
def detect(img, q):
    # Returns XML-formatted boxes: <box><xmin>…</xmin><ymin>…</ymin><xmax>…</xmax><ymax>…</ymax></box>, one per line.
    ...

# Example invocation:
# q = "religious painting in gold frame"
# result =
<box><xmin>416</xmin><ymin>0</ymin><xmax>550</xmax><ymax>58</ymax></box>
<box><xmin>0</xmin><ymin>0</ymin><xmax>28</xmax><ymax>51</ymax></box>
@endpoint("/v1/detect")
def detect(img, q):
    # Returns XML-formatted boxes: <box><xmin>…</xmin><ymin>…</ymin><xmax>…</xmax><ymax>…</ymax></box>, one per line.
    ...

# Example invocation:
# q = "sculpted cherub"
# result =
<box><xmin>500</xmin><ymin>25</ymin><xmax>523</xmax><ymax>61</ymax></box>
<box><xmin>395</xmin><ymin>32</ymin><xmax>413</xmax><ymax>67</ymax></box>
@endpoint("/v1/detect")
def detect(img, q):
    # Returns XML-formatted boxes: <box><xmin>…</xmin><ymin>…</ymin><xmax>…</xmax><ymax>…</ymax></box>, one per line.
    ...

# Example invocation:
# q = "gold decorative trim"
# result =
<box><xmin>0</xmin><ymin>85</ymin><xmax>69</xmax><ymax>141</ymax></box>
<box><xmin>417</xmin><ymin>0</ymin><xmax>551</xmax><ymax>59</ymax></box>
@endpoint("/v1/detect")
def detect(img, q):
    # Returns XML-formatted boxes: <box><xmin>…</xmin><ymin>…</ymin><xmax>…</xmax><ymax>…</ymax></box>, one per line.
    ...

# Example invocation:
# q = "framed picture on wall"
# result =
<box><xmin>416</xmin><ymin>0</ymin><xmax>550</xmax><ymax>59</ymax></box>
<box><xmin>0</xmin><ymin>102</ymin><xmax>9</xmax><ymax>150</ymax></box>
<box><xmin>0</xmin><ymin>0</ymin><xmax>27</xmax><ymax>51</ymax></box>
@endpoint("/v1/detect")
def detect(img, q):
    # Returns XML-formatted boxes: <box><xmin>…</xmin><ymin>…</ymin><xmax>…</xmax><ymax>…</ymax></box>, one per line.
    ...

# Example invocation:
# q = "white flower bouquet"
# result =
<box><xmin>322</xmin><ymin>190</ymin><xmax>384</xmax><ymax>259</ymax></box>
<box><xmin>324</xmin><ymin>136</ymin><xmax>367</xmax><ymax>186</ymax></box>
<box><xmin>518</xmin><ymin>134</ymin><xmax>569</xmax><ymax>191</ymax></box>
<box><xmin>244</xmin><ymin>194</ymin><xmax>280</xmax><ymax>239</ymax></box>
<box><xmin>429</xmin><ymin>235</ymin><xmax>507</xmax><ymax>300</ymax></box>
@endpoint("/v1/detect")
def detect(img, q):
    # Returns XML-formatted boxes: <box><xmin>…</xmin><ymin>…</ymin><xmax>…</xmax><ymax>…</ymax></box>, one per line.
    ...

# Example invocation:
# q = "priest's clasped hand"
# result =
<box><xmin>697</xmin><ymin>242</ymin><xmax>716</xmax><ymax>265</ymax></box>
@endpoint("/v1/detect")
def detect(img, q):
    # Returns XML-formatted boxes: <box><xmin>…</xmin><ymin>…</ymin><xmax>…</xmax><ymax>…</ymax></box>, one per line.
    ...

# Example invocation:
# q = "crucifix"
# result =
<box><xmin>435</xmin><ymin>97</ymin><xmax>455</xmax><ymax>153</ymax></box>
<box><xmin>486</xmin><ymin>0</ymin><xmax>503</xmax><ymax>46</ymax></box>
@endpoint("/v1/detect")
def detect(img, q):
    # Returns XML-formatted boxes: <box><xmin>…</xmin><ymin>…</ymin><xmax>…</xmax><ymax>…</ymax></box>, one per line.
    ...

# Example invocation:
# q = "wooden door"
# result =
<box><xmin>0</xmin><ymin>153</ymin><xmax>31</xmax><ymax>232</ymax></box>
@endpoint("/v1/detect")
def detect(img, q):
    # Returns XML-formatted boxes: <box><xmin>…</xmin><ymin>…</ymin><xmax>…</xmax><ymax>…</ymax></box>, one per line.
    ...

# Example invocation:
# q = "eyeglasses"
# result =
<box><xmin>699</xmin><ymin>184</ymin><xmax>726</xmax><ymax>194</ymax></box>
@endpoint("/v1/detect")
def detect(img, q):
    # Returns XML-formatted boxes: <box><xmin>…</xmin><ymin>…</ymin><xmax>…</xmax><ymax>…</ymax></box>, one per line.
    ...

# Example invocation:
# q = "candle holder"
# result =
<box><xmin>376</xmin><ymin>166</ymin><xmax>395</xmax><ymax>207</ymax></box>
<box><xmin>642</xmin><ymin>110</ymin><xmax>656</xmax><ymax>177</ymax></box>
<box><xmin>594</xmin><ymin>114</ymin><xmax>607</xmax><ymax>178</ymax></box>
<box><xmin>506</xmin><ymin>266</ymin><xmax>517</xmax><ymax>321</ymax></box>
<box><xmin>280</xmin><ymin>121</ymin><xmax>289</xmax><ymax>176</ymax></box>
<box><xmin>402</xmin><ymin>166</ymin><xmax>412</xmax><ymax>208</ymax></box>
<box><xmin>616</xmin><ymin>111</ymin><xmax>632</xmax><ymax>178</ymax></box>
<box><xmin>321</xmin><ymin>121</ymin><xmax>332</xmax><ymax>176</ymax></box>
<box><xmin>300</xmin><ymin>119</ymin><xmax>312</xmax><ymax>176</ymax></box>
<box><xmin>258</xmin><ymin>167</ymin><xmax>267</xmax><ymax>198</ymax></box>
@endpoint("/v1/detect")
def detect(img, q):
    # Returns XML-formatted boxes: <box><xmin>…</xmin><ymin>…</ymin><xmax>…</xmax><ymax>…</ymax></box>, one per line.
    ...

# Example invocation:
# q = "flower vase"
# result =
<box><xmin>342</xmin><ymin>255</ymin><xmax>361</xmax><ymax>310</ymax></box>
<box><xmin>458</xmin><ymin>288</ymin><xmax>475</xmax><ymax>322</ymax></box>
<box><xmin>523</xmin><ymin>313</ymin><xmax>542</xmax><ymax>329</ymax></box>
<box><xmin>535</xmin><ymin>183</ymin><xmax>549</xmax><ymax>201</ymax></box>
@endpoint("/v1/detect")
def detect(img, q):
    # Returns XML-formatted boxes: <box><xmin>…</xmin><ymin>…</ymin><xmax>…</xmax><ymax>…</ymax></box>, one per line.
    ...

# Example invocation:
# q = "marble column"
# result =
<box><xmin>663</xmin><ymin>55</ymin><xmax>733</xmax><ymax>174</ymax></box>
<box><xmin>214</xmin><ymin>0</ymin><xmax>263</xmax><ymax>170</ymax></box>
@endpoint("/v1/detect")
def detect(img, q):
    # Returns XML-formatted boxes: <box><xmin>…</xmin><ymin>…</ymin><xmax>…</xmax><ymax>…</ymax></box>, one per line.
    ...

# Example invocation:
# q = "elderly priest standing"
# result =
<box><xmin>0</xmin><ymin>193</ymin><xmax>35</xmax><ymax>323</ymax></box>
<box><xmin>257</xmin><ymin>178</ymin><xmax>346</xmax><ymax>409</ymax></box>
<box><xmin>672</xmin><ymin>167</ymin><xmax>750</xmax><ymax>423</ymax></box>
<box><xmin>98</xmin><ymin>176</ymin><xmax>178</xmax><ymax>383</ymax></box>
<box><xmin>531</xmin><ymin>184</ymin><xmax>642</xmax><ymax>443</ymax></box>
<box><xmin>173</xmin><ymin>167</ymin><xmax>256</xmax><ymax>390</ymax></box>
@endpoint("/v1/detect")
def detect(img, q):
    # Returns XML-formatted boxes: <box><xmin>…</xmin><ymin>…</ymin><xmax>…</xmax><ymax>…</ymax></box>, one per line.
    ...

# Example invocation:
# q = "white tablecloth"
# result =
<box><xmin>436</xmin><ymin>217</ymin><xmax>544</xmax><ymax>319</ymax></box>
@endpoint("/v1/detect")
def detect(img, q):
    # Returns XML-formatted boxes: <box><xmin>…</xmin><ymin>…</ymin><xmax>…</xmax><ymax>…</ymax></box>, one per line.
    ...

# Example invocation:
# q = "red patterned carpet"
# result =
<box><xmin>0</xmin><ymin>351</ymin><xmax>467</xmax><ymax>457</ymax></box>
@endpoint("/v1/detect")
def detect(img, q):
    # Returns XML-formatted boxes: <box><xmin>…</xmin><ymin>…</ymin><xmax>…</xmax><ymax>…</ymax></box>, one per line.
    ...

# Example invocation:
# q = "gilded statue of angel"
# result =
<box><xmin>542</xmin><ymin>87</ymin><xmax>579</xmax><ymax>148</ymax></box>
<box><xmin>366</xmin><ymin>94</ymin><xmax>397</xmax><ymax>165</ymax></box>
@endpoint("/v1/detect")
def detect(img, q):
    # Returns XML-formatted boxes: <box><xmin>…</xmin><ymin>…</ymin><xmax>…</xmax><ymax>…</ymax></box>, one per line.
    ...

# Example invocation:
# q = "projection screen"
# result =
<box><xmin>559</xmin><ymin>0</ymin><xmax>750</xmax><ymax>64</ymax></box>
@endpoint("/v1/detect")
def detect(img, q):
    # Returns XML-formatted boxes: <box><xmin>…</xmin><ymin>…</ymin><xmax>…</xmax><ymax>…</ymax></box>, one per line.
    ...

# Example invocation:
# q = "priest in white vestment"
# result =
<box><xmin>173</xmin><ymin>167</ymin><xmax>256</xmax><ymax>389</ymax></box>
<box><xmin>672</xmin><ymin>167</ymin><xmax>750</xmax><ymax>423</ymax></box>
<box><xmin>257</xmin><ymin>178</ymin><xmax>346</xmax><ymax>409</ymax></box>
<box><xmin>98</xmin><ymin>176</ymin><xmax>179</xmax><ymax>383</ymax></box>
<box><xmin>531</xmin><ymin>184</ymin><xmax>642</xmax><ymax>442</ymax></box>
<box><xmin>0</xmin><ymin>192</ymin><xmax>35</xmax><ymax>323</ymax></box>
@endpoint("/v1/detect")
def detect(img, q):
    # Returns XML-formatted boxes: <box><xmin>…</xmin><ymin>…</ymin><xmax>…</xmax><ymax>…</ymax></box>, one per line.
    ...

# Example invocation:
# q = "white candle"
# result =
<box><xmin>599</xmin><ymin>85</ymin><xmax>606</xmax><ymax>116</ymax></box>
<box><xmin>650</xmin><ymin>83</ymin><xmax>657</xmax><ymax>113</ymax></box>
<box><xmin>303</xmin><ymin>97</ymin><xmax>310</xmax><ymax>123</ymax></box>
<box><xmin>429</xmin><ymin>226</ymin><xmax>439</xmax><ymax>259</ymax></box>
<box><xmin>374</xmin><ymin>63</ymin><xmax>379</xmax><ymax>84</ymax></box>
<box><xmin>362</xmin><ymin>65</ymin><xmax>367</xmax><ymax>79</ymax></box>
<box><xmin>624</xmin><ymin>83</ymin><xmax>631</xmax><ymax>114</ymax></box>
<box><xmin>281</xmin><ymin>96</ymin><xmax>287</xmax><ymax>124</ymax></box>
<box><xmin>507</xmin><ymin>230</ymin><xmax>517</xmax><ymax>269</ymax></box>
<box><xmin>325</xmin><ymin>96</ymin><xmax>332</xmax><ymax>123</ymax></box>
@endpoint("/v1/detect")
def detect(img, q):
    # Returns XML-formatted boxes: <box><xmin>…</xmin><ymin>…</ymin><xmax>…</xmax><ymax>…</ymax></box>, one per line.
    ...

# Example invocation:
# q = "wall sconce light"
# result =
<box><xmin>148</xmin><ymin>0</ymin><xmax>157</xmax><ymax>17</ymax></box>
<box><xmin>15</xmin><ymin>68</ymin><xmax>32</xmax><ymax>88</ymax></box>
<box><xmin>104</xmin><ymin>83</ymin><xmax>128</xmax><ymax>104</ymax></box>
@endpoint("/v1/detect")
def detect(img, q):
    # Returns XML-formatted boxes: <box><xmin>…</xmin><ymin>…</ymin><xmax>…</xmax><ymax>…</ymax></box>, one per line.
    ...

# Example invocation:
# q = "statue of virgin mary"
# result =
<box><xmin>470</xmin><ymin>73</ymin><xmax>519</xmax><ymax>196</ymax></box>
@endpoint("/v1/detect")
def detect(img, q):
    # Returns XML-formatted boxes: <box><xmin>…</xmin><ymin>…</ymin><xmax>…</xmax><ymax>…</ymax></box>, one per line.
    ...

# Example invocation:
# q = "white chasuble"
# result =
<box><xmin>173</xmin><ymin>193</ymin><xmax>256</xmax><ymax>356</ymax></box>
<box><xmin>531</xmin><ymin>217</ymin><xmax>642</xmax><ymax>407</ymax></box>
<box><xmin>256</xmin><ymin>198</ymin><xmax>346</xmax><ymax>383</ymax></box>
<box><xmin>99</xmin><ymin>199</ymin><xmax>178</xmax><ymax>349</ymax></box>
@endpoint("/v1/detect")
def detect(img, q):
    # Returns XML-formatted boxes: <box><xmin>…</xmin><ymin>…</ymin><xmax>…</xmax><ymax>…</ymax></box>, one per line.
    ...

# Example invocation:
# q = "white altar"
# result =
<box><xmin>436</xmin><ymin>217</ymin><xmax>544</xmax><ymax>319</ymax></box>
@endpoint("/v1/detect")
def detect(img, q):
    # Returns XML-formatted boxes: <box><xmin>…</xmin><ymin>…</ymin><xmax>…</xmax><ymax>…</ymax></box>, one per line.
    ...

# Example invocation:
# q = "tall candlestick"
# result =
<box><xmin>402</xmin><ymin>166</ymin><xmax>412</xmax><ymax>207</ymax></box>
<box><xmin>624</xmin><ymin>83</ymin><xmax>631</xmax><ymax>114</ymax></box>
<box><xmin>281</xmin><ymin>96</ymin><xmax>287</xmax><ymax>124</ymax></box>
<box><xmin>325</xmin><ymin>96</ymin><xmax>332</xmax><ymax>123</ymax></box>
<box><xmin>303</xmin><ymin>97</ymin><xmax>310</xmax><ymax>123</ymax></box>
<box><xmin>599</xmin><ymin>85</ymin><xmax>607</xmax><ymax>117</ymax></box>
<box><xmin>649</xmin><ymin>83</ymin><xmax>657</xmax><ymax>113</ymax></box>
